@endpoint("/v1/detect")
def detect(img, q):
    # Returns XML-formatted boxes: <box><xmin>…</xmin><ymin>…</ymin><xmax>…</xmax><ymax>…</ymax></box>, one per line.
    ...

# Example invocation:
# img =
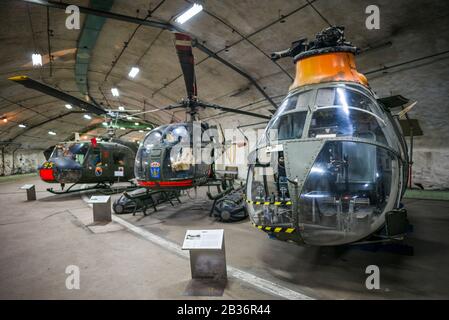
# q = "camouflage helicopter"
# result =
<box><xmin>8</xmin><ymin>76</ymin><xmax>152</xmax><ymax>194</ymax></box>
<box><xmin>246</xmin><ymin>27</ymin><xmax>414</xmax><ymax>246</ymax></box>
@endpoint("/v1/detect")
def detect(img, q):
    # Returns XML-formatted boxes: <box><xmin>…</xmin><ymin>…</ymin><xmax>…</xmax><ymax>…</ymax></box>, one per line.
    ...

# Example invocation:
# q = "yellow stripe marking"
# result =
<box><xmin>265</xmin><ymin>227</ymin><xmax>271</xmax><ymax>231</ymax></box>
<box><xmin>274</xmin><ymin>227</ymin><xmax>282</xmax><ymax>232</ymax></box>
<box><xmin>286</xmin><ymin>228</ymin><xmax>295</xmax><ymax>233</ymax></box>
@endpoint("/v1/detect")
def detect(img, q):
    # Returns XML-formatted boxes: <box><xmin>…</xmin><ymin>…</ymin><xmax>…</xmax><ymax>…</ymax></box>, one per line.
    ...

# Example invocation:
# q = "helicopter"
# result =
<box><xmin>245</xmin><ymin>26</ymin><xmax>413</xmax><ymax>246</ymax></box>
<box><xmin>38</xmin><ymin>133</ymin><xmax>138</xmax><ymax>194</ymax></box>
<box><xmin>133</xmin><ymin>33</ymin><xmax>270</xmax><ymax>190</ymax></box>
<box><xmin>8</xmin><ymin>76</ymin><xmax>152</xmax><ymax>194</ymax></box>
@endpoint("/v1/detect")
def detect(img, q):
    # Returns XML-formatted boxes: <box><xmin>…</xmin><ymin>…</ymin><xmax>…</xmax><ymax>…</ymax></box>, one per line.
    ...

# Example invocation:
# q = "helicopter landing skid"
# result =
<box><xmin>46</xmin><ymin>183</ymin><xmax>138</xmax><ymax>195</ymax></box>
<box><xmin>344</xmin><ymin>237</ymin><xmax>414</xmax><ymax>256</ymax></box>
<box><xmin>345</xmin><ymin>221</ymin><xmax>414</xmax><ymax>256</ymax></box>
<box><xmin>46</xmin><ymin>183</ymin><xmax>106</xmax><ymax>195</ymax></box>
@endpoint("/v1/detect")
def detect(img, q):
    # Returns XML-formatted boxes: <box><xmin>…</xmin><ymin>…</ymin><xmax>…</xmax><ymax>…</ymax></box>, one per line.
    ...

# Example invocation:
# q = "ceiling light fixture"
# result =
<box><xmin>118</xmin><ymin>106</ymin><xmax>125</xmax><ymax>111</ymax></box>
<box><xmin>65</xmin><ymin>104</ymin><xmax>73</xmax><ymax>109</ymax></box>
<box><xmin>175</xmin><ymin>3</ymin><xmax>203</xmax><ymax>24</ymax></box>
<box><xmin>134</xmin><ymin>122</ymin><xmax>139</xmax><ymax>126</ymax></box>
<box><xmin>83</xmin><ymin>114</ymin><xmax>92</xmax><ymax>120</ymax></box>
<box><xmin>18</xmin><ymin>124</ymin><xmax>27</xmax><ymax>128</ymax></box>
<box><xmin>128</xmin><ymin>67</ymin><xmax>140</xmax><ymax>78</ymax></box>
<box><xmin>32</xmin><ymin>53</ymin><xmax>43</xmax><ymax>66</ymax></box>
<box><xmin>111</xmin><ymin>88</ymin><xmax>120</xmax><ymax>97</ymax></box>
<box><xmin>48</xmin><ymin>131</ymin><xmax>56</xmax><ymax>135</ymax></box>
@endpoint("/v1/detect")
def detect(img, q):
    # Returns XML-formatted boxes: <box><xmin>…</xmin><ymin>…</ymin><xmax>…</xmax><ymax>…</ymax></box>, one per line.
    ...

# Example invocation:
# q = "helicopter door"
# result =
<box><xmin>86</xmin><ymin>147</ymin><xmax>105</xmax><ymax>180</ymax></box>
<box><xmin>282</xmin><ymin>140</ymin><xmax>326</xmax><ymax>224</ymax></box>
<box><xmin>112</xmin><ymin>150</ymin><xmax>128</xmax><ymax>179</ymax></box>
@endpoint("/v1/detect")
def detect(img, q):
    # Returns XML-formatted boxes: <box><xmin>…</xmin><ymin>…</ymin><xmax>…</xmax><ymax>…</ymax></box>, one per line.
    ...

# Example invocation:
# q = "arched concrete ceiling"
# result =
<box><xmin>0</xmin><ymin>0</ymin><xmax>448</xmax><ymax>151</ymax></box>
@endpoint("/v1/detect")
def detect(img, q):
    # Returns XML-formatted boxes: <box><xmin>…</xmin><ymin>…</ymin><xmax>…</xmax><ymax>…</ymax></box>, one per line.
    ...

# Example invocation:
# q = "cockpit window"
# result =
<box><xmin>274</xmin><ymin>90</ymin><xmax>312</xmax><ymax>116</ymax></box>
<box><xmin>51</xmin><ymin>143</ymin><xmax>89</xmax><ymax>164</ymax></box>
<box><xmin>264</xmin><ymin>90</ymin><xmax>312</xmax><ymax>143</ymax></box>
<box><xmin>163</xmin><ymin>125</ymin><xmax>189</xmax><ymax>144</ymax></box>
<box><xmin>268</xmin><ymin>111</ymin><xmax>307</xmax><ymax>141</ymax></box>
<box><xmin>316</xmin><ymin>87</ymin><xmax>375</xmax><ymax>112</ymax></box>
<box><xmin>143</xmin><ymin>131</ymin><xmax>162</xmax><ymax>149</ymax></box>
<box><xmin>308</xmin><ymin>108</ymin><xmax>387</xmax><ymax>145</ymax></box>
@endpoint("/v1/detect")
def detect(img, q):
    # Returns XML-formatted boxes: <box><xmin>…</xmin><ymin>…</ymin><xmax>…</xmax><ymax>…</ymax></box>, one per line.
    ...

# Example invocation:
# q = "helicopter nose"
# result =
<box><xmin>39</xmin><ymin>158</ymin><xmax>82</xmax><ymax>184</ymax></box>
<box><xmin>39</xmin><ymin>161</ymin><xmax>56</xmax><ymax>182</ymax></box>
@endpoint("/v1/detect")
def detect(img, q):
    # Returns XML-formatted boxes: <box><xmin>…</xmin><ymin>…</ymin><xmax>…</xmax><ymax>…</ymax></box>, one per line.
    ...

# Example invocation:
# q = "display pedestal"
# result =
<box><xmin>88</xmin><ymin>195</ymin><xmax>111</xmax><ymax>222</ymax></box>
<box><xmin>182</xmin><ymin>229</ymin><xmax>227</xmax><ymax>296</ymax></box>
<box><xmin>20</xmin><ymin>184</ymin><xmax>36</xmax><ymax>201</ymax></box>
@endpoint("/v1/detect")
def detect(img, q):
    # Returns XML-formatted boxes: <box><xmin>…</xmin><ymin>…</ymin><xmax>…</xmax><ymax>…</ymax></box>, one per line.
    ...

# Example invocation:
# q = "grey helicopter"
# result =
<box><xmin>245</xmin><ymin>27</ymin><xmax>413</xmax><ymax>246</ymax></box>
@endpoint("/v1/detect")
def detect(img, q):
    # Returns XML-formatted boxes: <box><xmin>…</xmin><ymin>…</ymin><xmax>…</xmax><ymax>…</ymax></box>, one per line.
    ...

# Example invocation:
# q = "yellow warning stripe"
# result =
<box><xmin>246</xmin><ymin>199</ymin><xmax>292</xmax><ymax>206</ymax></box>
<box><xmin>252</xmin><ymin>223</ymin><xmax>296</xmax><ymax>234</ymax></box>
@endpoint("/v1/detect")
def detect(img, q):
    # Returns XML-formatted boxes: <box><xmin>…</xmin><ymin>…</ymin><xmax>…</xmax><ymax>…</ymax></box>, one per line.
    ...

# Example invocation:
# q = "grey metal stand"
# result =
<box><xmin>182</xmin><ymin>229</ymin><xmax>227</xmax><ymax>296</ymax></box>
<box><xmin>20</xmin><ymin>184</ymin><xmax>36</xmax><ymax>201</ymax></box>
<box><xmin>88</xmin><ymin>195</ymin><xmax>112</xmax><ymax>222</ymax></box>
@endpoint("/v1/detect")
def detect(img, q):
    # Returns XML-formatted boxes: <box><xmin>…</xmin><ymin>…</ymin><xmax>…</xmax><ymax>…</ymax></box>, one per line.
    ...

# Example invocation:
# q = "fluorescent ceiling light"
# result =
<box><xmin>134</xmin><ymin>122</ymin><xmax>139</xmax><ymax>126</ymax></box>
<box><xmin>120</xmin><ymin>127</ymin><xmax>126</xmax><ymax>130</ymax></box>
<box><xmin>2</xmin><ymin>117</ymin><xmax>7</xmax><ymax>123</ymax></box>
<box><xmin>32</xmin><ymin>53</ymin><xmax>42</xmax><ymax>66</ymax></box>
<box><xmin>128</xmin><ymin>67</ymin><xmax>140</xmax><ymax>78</ymax></box>
<box><xmin>126</xmin><ymin>116</ymin><xmax>133</xmax><ymax>120</ymax></box>
<box><xmin>146</xmin><ymin>127</ymin><xmax>152</xmax><ymax>130</ymax></box>
<box><xmin>139</xmin><ymin>130</ymin><xmax>144</xmax><ymax>133</ymax></box>
<box><xmin>102</xmin><ymin>122</ymin><xmax>108</xmax><ymax>126</ymax></box>
<box><xmin>118</xmin><ymin>106</ymin><xmax>125</xmax><ymax>111</ymax></box>
<box><xmin>65</xmin><ymin>104</ymin><xmax>73</xmax><ymax>109</ymax></box>
<box><xmin>83</xmin><ymin>114</ymin><xmax>92</xmax><ymax>120</ymax></box>
<box><xmin>18</xmin><ymin>124</ymin><xmax>27</xmax><ymax>128</ymax></box>
<box><xmin>175</xmin><ymin>3</ymin><xmax>203</xmax><ymax>24</ymax></box>
<box><xmin>48</xmin><ymin>131</ymin><xmax>56</xmax><ymax>135</ymax></box>
<box><xmin>111</xmin><ymin>88</ymin><xmax>120</xmax><ymax>97</ymax></box>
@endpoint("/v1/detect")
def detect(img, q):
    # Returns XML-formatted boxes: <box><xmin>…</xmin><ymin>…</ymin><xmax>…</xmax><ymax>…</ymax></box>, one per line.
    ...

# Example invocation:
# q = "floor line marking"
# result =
<box><xmin>81</xmin><ymin>190</ymin><xmax>314</xmax><ymax>300</ymax></box>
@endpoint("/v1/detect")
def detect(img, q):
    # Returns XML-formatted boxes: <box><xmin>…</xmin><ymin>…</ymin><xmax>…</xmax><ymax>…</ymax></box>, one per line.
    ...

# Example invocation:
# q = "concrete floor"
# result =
<box><xmin>1</xmin><ymin>175</ymin><xmax>448</xmax><ymax>299</ymax></box>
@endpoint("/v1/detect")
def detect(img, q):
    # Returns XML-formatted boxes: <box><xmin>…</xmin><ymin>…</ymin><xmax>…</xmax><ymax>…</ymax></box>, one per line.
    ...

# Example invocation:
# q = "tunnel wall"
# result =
<box><xmin>0</xmin><ymin>149</ymin><xmax>45</xmax><ymax>176</ymax></box>
<box><xmin>412</xmin><ymin>146</ymin><xmax>449</xmax><ymax>190</ymax></box>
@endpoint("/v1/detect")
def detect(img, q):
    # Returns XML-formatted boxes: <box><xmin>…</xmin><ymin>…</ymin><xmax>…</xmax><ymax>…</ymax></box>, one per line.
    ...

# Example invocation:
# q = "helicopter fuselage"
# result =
<box><xmin>246</xmin><ymin>81</ymin><xmax>409</xmax><ymax>246</ymax></box>
<box><xmin>135</xmin><ymin>123</ymin><xmax>212</xmax><ymax>190</ymax></box>
<box><xmin>39</xmin><ymin>141</ymin><xmax>136</xmax><ymax>185</ymax></box>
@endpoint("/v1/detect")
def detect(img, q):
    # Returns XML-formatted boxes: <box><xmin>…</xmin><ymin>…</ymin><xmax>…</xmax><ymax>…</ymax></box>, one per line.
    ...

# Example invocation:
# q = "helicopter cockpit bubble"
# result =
<box><xmin>135</xmin><ymin>123</ymin><xmax>205</xmax><ymax>184</ymax></box>
<box><xmin>39</xmin><ymin>142</ymin><xmax>88</xmax><ymax>183</ymax></box>
<box><xmin>246</xmin><ymin>83</ymin><xmax>406</xmax><ymax>246</ymax></box>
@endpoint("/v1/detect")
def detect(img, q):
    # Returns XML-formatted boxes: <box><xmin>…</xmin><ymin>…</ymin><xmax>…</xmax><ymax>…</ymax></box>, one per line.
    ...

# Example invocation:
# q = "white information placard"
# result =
<box><xmin>88</xmin><ymin>195</ymin><xmax>111</xmax><ymax>204</ymax></box>
<box><xmin>114</xmin><ymin>171</ymin><xmax>124</xmax><ymax>177</ymax></box>
<box><xmin>182</xmin><ymin>229</ymin><xmax>224</xmax><ymax>250</ymax></box>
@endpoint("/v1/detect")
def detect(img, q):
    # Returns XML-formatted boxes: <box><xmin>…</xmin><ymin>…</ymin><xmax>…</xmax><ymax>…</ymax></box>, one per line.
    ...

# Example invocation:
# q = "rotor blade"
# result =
<box><xmin>8</xmin><ymin>75</ymin><xmax>107</xmax><ymax>115</ymax></box>
<box><xmin>398</xmin><ymin>101</ymin><xmax>418</xmax><ymax>119</ymax></box>
<box><xmin>174</xmin><ymin>33</ymin><xmax>197</xmax><ymax>100</ymax></box>
<box><xmin>196</xmin><ymin>101</ymin><xmax>271</xmax><ymax>120</ymax></box>
<box><xmin>130</xmin><ymin>103</ymin><xmax>185</xmax><ymax>117</ymax></box>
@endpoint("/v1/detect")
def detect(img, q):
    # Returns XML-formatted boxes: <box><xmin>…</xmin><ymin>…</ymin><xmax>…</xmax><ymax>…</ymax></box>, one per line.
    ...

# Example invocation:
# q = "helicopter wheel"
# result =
<box><xmin>113</xmin><ymin>204</ymin><xmax>124</xmax><ymax>214</ymax></box>
<box><xmin>220</xmin><ymin>210</ymin><xmax>231</xmax><ymax>221</ymax></box>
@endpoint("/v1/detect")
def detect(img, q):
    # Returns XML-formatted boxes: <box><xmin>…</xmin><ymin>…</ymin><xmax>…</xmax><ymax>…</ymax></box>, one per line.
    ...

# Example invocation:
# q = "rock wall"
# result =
<box><xmin>412</xmin><ymin>146</ymin><xmax>449</xmax><ymax>190</ymax></box>
<box><xmin>0</xmin><ymin>149</ymin><xmax>45</xmax><ymax>176</ymax></box>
